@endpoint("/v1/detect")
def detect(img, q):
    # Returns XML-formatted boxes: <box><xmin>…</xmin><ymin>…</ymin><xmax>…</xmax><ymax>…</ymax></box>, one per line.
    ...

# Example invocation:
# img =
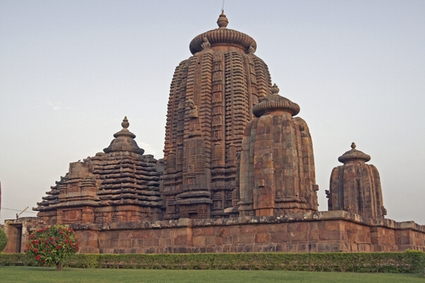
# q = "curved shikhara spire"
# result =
<box><xmin>238</xmin><ymin>83</ymin><xmax>318</xmax><ymax>216</ymax></box>
<box><xmin>328</xmin><ymin>143</ymin><xmax>386</xmax><ymax>219</ymax></box>
<box><xmin>162</xmin><ymin>13</ymin><xmax>272</xmax><ymax>219</ymax></box>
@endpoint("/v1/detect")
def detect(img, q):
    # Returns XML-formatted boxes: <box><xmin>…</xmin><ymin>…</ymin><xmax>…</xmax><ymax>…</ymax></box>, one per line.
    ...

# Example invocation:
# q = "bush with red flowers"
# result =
<box><xmin>26</xmin><ymin>225</ymin><xmax>79</xmax><ymax>271</ymax></box>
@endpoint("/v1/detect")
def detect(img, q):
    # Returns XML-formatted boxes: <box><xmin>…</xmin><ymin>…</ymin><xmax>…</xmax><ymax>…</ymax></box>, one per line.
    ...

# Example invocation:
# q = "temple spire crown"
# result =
<box><xmin>121</xmin><ymin>116</ymin><xmax>129</xmax><ymax>129</ymax></box>
<box><xmin>217</xmin><ymin>12</ymin><xmax>229</xmax><ymax>28</ymax></box>
<box><xmin>103</xmin><ymin>116</ymin><xmax>144</xmax><ymax>154</ymax></box>
<box><xmin>252</xmin><ymin>83</ymin><xmax>300</xmax><ymax>117</ymax></box>
<box><xmin>189</xmin><ymin>12</ymin><xmax>256</xmax><ymax>55</ymax></box>
<box><xmin>271</xmin><ymin>83</ymin><xmax>280</xmax><ymax>95</ymax></box>
<box><xmin>338</xmin><ymin>142</ymin><xmax>371</xmax><ymax>163</ymax></box>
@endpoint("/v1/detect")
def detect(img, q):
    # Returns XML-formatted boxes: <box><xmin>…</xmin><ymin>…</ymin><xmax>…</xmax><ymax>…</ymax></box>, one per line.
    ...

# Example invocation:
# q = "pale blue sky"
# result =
<box><xmin>1</xmin><ymin>0</ymin><xmax>424</xmax><ymax>223</ymax></box>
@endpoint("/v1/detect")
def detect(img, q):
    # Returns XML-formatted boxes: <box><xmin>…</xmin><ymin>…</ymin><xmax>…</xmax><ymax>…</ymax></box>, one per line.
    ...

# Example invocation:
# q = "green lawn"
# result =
<box><xmin>0</xmin><ymin>267</ymin><xmax>424</xmax><ymax>283</ymax></box>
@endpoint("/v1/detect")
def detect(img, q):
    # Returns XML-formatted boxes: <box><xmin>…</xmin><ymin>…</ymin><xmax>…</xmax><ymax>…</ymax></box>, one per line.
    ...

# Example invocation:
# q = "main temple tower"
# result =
<box><xmin>162</xmin><ymin>13</ymin><xmax>272</xmax><ymax>219</ymax></box>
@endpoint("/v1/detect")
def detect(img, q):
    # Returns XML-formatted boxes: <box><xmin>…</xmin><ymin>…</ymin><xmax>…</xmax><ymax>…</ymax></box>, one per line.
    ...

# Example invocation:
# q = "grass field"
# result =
<box><xmin>1</xmin><ymin>267</ymin><xmax>424</xmax><ymax>283</ymax></box>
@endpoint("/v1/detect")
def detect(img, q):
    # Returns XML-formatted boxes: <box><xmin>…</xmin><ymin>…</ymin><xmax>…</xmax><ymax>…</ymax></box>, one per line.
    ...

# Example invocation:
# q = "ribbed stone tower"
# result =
<box><xmin>327</xmin><ymin>143</ymin><xmax>386</xmax><ymax>219</ymax></box>
<box><xmin>162</xmin><ymin>12</ymin><xmax>272</xmax><ymax>219</ymax></box>
<box><xmin>35</xmin><ymin>117</ymin><xmax>162</xmax><ymax>225</ymax></box>
<box><xmin>238</xmin><ymin>84</ymin><xmax>319</xmax><ymax>216</ymax></box>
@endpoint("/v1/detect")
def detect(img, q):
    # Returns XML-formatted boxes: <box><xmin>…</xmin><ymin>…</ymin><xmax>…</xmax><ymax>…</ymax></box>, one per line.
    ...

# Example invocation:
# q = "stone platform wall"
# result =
<box><xmin>4</xmin><ymin>211</ymin><xmax>425</xmax><ymax>254</ymax></box>
<box><xmin>72</xmin><ymin>211</ymin><xmax>425</xmax><ymax>254</ymax></box>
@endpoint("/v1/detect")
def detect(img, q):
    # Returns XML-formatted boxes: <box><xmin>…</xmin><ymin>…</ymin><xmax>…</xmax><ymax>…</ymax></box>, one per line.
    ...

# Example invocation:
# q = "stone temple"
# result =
<box><xmin>3</xmin><ymin>13</ymin><xmax>425</xmax><ymax>254</ymax></box>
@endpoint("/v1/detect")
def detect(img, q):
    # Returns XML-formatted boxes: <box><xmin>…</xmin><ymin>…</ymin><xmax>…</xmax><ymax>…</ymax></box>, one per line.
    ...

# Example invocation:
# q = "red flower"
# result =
<box><xmin>35</xmin><ymin>255</ymin><xmax>41</xmax><ymax>261</ymax></box>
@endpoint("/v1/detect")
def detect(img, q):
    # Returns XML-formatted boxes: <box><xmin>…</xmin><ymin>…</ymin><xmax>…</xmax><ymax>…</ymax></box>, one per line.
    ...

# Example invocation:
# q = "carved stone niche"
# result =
<box><xmin>57</xmin><ymin>209</ymin><xmax>81</xmax><ymax>224</ymax></box>
<box><xmin>57</xmin><ymin>206</ymin><xmax>95</xmax><ymax>224</ymax></box>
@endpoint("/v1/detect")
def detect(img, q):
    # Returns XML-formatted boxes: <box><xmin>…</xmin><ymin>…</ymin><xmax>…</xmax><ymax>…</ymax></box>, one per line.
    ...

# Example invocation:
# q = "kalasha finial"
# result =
<box><xmin>217</xmin><ymin>12</ymin><xmax>229</xmax><ymax>28</ymax></box>
<box><xmin>121</xmin><ymin>116</ymin><xmax>129</xmax><ymax>129</ymax></box>
<box><xmin>271</xmin><ymin>83</ymin><xmax>280</xmax><ymax>95</ymax></box>
<box><xmin>338</xmin><ymin>142</ymin><xmax>371</xmax><ymax>163</ymax></box>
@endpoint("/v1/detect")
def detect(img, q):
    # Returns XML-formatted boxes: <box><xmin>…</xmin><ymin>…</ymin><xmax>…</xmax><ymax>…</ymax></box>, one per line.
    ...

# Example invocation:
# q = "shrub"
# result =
<box><xmin>25</xmin><ymin>225</ymin><xmax>79</xmax><ymax>271</ymax></box>
<box><xmin>2</xmin><ymin>251</ymin><xmax>424</xmax><ymax>273</ymax></box>
<box><xmin>0</xmin><ymin>227</ymin><xmax>7</xmax><ymax>252</ymax></box>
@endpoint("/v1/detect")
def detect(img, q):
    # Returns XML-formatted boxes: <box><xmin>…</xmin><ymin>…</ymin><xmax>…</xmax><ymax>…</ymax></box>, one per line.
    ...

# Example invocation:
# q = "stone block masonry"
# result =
<box><xmin>60</xmin><ymin>211</ymin><xmax>425</xmax><ymax>254</ymax></box>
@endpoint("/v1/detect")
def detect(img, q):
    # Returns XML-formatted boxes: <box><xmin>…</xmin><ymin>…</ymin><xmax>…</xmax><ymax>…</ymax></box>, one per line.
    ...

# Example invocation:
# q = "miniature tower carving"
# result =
<box><xmin>327</xmin><ymin>143</ymin><xmax>386</xmax><ymax>219</ymax></box>
<box><xmin>162</xmin><ymin>12</ymin><xmax>272</xmax><ymax>219</ymax></box>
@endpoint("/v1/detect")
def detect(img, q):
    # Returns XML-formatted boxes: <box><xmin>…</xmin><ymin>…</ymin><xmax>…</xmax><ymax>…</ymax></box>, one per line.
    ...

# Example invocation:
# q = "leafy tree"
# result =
<box><xmin>26</xmin><ymin>225</ymin><xmax>79</xmax><ymax>271</ymax></box>
<box><xmin>0</xmin><ymin>227</ymin><xmax>7</xmax><ymax>252</ymax></box>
